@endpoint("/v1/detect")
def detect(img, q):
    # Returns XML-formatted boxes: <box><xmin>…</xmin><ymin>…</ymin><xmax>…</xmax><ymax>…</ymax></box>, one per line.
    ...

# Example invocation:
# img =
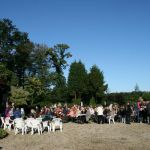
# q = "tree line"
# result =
<box><xmin>0</xmin><ymin>19</ymin><xmax>150</xmax><ymax>112</ymax></box>
<box><xmin>0</xmin><ymin>19</ymin><xmax>107</xmax><ymax>108</ymax></box>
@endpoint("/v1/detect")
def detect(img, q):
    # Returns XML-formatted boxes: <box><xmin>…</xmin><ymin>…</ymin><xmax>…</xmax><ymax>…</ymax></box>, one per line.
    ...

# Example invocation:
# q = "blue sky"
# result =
<box><xmin>0</xmin><ymin>0</ymin><xmax>150</xmax><ymax>92</ymax></box>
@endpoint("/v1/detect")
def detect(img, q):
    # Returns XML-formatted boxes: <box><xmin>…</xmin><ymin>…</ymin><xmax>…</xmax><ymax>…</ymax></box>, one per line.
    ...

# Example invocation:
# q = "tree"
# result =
<box><xmin>47</xmin><ymin>44</ymin><xmax>72</xmax><ymax>102</ymax></box>
<box><xmin>142</xmin><ymin>92</ymin><xmax>150</xmax><ymax>101</ymax></box>
<box><xmin>47</xmin><ymin>44</ymin><xmax>72</xmax><ymax>75</ymax></box>
<box><xmin>25</xmin><ymin>77</ymin><xmax>44</xmax><ymax>105</ymax></box>
<box><xmin>0</xmin><ymin>63</ymin><xmax>12</xmax><ymax>82</ymax></box>
<box><xmin>88</xmin><ymin>65</ymin><xmax>107</xmax><ymax>103</ymax></box>
<box><xmin>28</xmin><ymin>44</ymin><xmax>52</xmax><ymax>87</ymax></box>
<box><xmin>89</xmin><ymin>97</ymin><xmax>96</xmax><ymax>107</ymax></box>
<box><xmin>0</xmin><ymin>19</ymin><xmax>73</xmax><ymax>106</ymax></box>
<box><xmin>134</xmin><ymin>83</ymin><xmax>140</xmax><ymax>92</ymax></box>
<box><xmin>68</xmin><ymin>61</ymin><xmax>88</xmax><ymax>100</ymax></box>
<box><xmin>10</xmin><ymin>86</ymin><xmax>30</xmax><ymax>106</ymax></box>
<box><xmin>51</xmin><ymin>74</ymin><xmax>68</xmax><ymax>103</ymax></box>
<box><xmin>0</xmin><ymin>18</ymin><xmax>33</xmax><ymax>87</ymax></box>
<box><xmin>13</xmin><ymin>32</ymin><xmax>33</xmax><ymax>87</ymax></box>
<box><xmin>0</xmin><ymin>19</ymin><xmax>16</xmax><ymax>84</ymax></box>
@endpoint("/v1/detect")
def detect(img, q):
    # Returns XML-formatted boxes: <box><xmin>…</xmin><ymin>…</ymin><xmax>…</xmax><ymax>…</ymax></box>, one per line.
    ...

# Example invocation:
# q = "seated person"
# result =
<box><xmin>13</xmin><ymin>108</ymin><xmax>21</xmax><ymax>119</ymax></box>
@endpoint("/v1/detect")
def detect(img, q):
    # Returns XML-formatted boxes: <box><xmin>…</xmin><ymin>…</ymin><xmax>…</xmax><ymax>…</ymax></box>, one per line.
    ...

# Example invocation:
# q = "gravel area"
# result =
<box><xmin>0</xmin><ymin>123</ymin><xmax>150</xmax><ymax>150</ymax></box>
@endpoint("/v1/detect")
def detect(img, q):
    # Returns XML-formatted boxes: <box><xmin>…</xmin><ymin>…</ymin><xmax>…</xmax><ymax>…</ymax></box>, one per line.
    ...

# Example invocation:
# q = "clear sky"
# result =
<box><xmin>0</xmin><ymin>0</ymin><xmax>150</xmax><ymax>92</ymax></box>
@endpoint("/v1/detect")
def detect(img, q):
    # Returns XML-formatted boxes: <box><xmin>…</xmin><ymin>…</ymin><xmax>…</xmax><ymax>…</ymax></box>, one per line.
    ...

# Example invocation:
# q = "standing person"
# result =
<box><xmin>5</xmin><ymin>104</ymin><xmax>11</xmax><ymax>118</ymax></box>
<box><xmin>136</xmin><ymin>99</ymin><xmax>141</xmax><ymax>123</ymax></box>
<box><xmin>125</xmin><ymin>102</ymin><xmax>132</xmax><ymax>124</ymax></box>
<box><xmin>9</xmin><ymin>106</ymin><xmax>14</xmax><ymax>120</ymax></box>
<box><xmin>146</xmin><ymin>101</ymin><xmax>150</xmax><ymax>124</ymax></box>
<box><xmin>21</xmin><ymin>108</ymin><xmax>25</xmax><ymax>118</ymax></box>
<box><xmin>120</xmin><ymin>105</ymin><xmax>126</xmax><ymax>123</ymax></box>
<box><xmin>13</xmin><ymin>108</ymin><xmax>21</xmax><ymax>119</ymax></box>
<box><xmin>96</xmin><ymin>105</ymin><xmax>104</xmax><ymax>124</ymax></box>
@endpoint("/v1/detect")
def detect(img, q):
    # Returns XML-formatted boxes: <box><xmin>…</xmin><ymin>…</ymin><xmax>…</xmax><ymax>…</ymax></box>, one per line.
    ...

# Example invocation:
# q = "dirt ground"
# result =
<box><xmin>0</xmin><ymin>122</ymin><xmax>150</xmax><ymax>150</ymax></box>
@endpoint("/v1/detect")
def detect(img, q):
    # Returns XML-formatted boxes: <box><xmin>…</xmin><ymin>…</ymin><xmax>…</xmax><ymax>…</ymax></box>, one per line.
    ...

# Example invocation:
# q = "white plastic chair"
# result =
<box><xmin>14</xmin><ymin>118</ymin><xmax>25</xmax><ymax>135</ymax></box>
<box><xmin>25</xmin><ymin>118</ymin><xmax>35</xmax><ymax>134</ymax></box>
<box><xmin>51</xmin><ymin>118</ymin><xmax>63</xmax><ymax>132</ymax></box>
<box><xmin>1</xmin><ymin>117</ymin><xmax>13</xmax><ymax>131</ymax></box>
<box><xmin>42</xmin><ymin>121</ymin><xmax>51</xmax><ymax>132</ymax></box>
<box><xmin>30</xmin><ymin>119</ymin><xmax>42</xmax><ymax>135</ymax></box>
<box><xmin>36</xmin><ymin>117</ymin><xmax>42</xmax><ymax>123</ymax></box>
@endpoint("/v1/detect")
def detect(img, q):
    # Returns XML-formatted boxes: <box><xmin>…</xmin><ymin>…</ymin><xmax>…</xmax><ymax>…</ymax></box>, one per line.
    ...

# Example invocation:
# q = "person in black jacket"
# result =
<box><xmin>120</xmin><ymin>105</ymin><xmax>126</xmax><ymax>123</ymax></box>
<box><xmin>146</xmin><ymin>101</ymin><xmax>150</xmax><ymax>124</ymax></box>
<box><xmin>125</xmin><ymin>102</ymin><xmax>132</xmax><ymax>124</ymax></box>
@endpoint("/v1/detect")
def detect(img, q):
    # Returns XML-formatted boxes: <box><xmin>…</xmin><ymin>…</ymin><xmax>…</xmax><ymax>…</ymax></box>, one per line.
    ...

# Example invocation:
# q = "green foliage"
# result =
<box><xmin>0</xmin><ymin>63</ymin><xmax>12</xmax><ymax>81</ymax></box>
<box><xmin>10</xmin><ymin>86</ymin><xmax>30</xmax><ymax>106</ymax></box>
<box><xmin>72</xmin><ymin>98</ymin><xmax>81</xmax><ymax>105</ymax></box>
<box><xmin>89</xmin><ymin>97</ymin><xmax>96</xmax><ymax>107</ymax></box>
<box><xmin>46</xmin><ymin>44</ymin><xmax>72</xmax><ymax>103</ymax></box>
<box><xmin>47</xmin><ymin>44</ymin><xmax>72</xmax><ymax>75</ymax></box>
<box><xmin>105</xmin><ymin>91</ymin><xmax>145</xmax><ymax>105</ymax></box>
<box><xmin>29</xmin><ymin>44</ymin><xmax>50</xmax><ymax>78</ymax></box>
<box><xmin>52</xmin><ymin>80</ymin><xmax>68</xmax><ymax>103</ymax></box>
<box><xmin>25</xmin><ymin>77</ymin><xmax>45</xmax><ymax>105</ymax></box>
<box><xmin>142</xmin><ymin>92</ymin><xmax>150</xmax><ymax>101</ymax></box>
<box><xmin>0</xmin><ymin>128</ymin><xmax>8</xmax><ymax>139</ymax></box>
<box><xmin>68</xmin><ymin>61</ymin><xmax>88</xmax><ymax>100</ymax></box>
<box><xmin>0</xmin><ymin>18</ymin><xmax>33</xmax><ymax>87</ymax></box>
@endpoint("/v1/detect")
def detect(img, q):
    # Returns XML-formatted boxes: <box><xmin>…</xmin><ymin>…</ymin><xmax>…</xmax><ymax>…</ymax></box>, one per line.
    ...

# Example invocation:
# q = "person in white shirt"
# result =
<box><xmin>96</xmin><ymin>105</ymin><xmax>104</xmax><ymax>124</ymax></box>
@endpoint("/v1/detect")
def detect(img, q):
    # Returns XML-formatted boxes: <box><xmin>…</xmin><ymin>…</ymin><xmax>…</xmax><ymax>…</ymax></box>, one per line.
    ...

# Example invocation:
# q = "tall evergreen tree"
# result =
<box><xmin>134</xmin><ymin>83</ymin><xmax>140</xmax><ymax>92</ymax></box>
<box><xmin>88</xmin><ymin>65</ymin><xmax>108</xmax><ymax>103</ymax></box>
<box><xmin>68</xmin><ymin>61</ymin><xmax>88</xmax><ymax>100</ymax></box>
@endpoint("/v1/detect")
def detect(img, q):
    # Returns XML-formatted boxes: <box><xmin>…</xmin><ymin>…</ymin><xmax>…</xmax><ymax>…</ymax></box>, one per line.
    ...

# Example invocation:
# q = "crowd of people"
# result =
<box><xmin>1</xmin><ymin>97</ymin><xmax>150</xmax><ymax>126</ymax></box>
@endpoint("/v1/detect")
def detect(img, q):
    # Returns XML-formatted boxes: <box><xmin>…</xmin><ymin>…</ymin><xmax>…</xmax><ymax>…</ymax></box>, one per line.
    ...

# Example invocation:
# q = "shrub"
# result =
<box><xmin>0</xmin><ymin>128</ymin><xmax>8</xmax><ymax>139</ymax></box>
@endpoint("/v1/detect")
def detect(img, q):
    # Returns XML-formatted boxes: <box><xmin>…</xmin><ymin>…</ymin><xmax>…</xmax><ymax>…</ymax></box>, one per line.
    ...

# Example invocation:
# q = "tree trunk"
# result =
<box><xmin>74</xmin><ymin>92</ymin><xmax>77</xmax><ymax>100</ymax></box>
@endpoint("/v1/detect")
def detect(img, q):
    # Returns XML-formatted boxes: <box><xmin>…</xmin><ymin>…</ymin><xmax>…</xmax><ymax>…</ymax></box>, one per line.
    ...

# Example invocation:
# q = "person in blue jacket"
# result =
<box><xmin>13</xmin><ymin>108</ymin><xmax>21</xmax><ymax>119</ymax></box>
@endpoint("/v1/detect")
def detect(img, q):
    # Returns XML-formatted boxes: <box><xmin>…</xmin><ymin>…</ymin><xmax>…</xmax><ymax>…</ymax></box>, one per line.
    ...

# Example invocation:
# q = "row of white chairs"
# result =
<box><xmin>1</xmin><ymin>117</ymin><xmax>63</xmax><ymax>135</ymax></box>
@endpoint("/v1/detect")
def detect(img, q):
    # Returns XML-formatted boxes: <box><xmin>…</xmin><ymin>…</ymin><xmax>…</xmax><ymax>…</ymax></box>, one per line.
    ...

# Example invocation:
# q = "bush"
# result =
<box><xmin>0</xmin><ymin>128</ymin><xmax>8</xmax><ymax>139</ymax></box>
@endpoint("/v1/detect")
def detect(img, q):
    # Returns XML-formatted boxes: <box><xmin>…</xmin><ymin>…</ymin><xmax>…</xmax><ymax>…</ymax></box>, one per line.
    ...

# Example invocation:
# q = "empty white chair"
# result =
<box><xmin>30</xmin><ymin>119</ymin><xmax>42</xmax><ymax>135</ymax></box>
<box><xmin>14</xmin><ymin>118</ymin><xmax>25</xmax><ymax>135</ymax></box>
<box><xmin>51</xmin><ymin>118</ymin><xmax>63</xmax><ymax>132</ymax></box>
<box><xmin>1</xmin><ymin>117</ymin><xmax>13</xmax><ymax>131</ymax></box>
<box><xmin>24</xmin><ymin>118</ymin><xmax>35</xmax><ymax>134</ymax></box>
<box><xmin>42</xmin><ymin>121</ymin><xmax>51</xmax><ymax>132</ymax></box>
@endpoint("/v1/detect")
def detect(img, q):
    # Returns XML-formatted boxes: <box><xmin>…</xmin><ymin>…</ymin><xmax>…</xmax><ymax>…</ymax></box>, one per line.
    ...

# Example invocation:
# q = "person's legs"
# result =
<box><xmin>97</xmin><ymin>115</ymin><xmax>100</xmax><ymax>124</ymax></box>
<box><xmin>126</xmin><ymin>115</ymin><xmax>131</xmax><ymax>124</ymax></box>
<box><xmin>100</xmin><ymin>115</ymin><xmax>104</xmax><ymax>124</ymax></box>
<box><xmin>147</xmin><ymin>113</ymin><xmax>150</xmax><ymax>124</ymax></box>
